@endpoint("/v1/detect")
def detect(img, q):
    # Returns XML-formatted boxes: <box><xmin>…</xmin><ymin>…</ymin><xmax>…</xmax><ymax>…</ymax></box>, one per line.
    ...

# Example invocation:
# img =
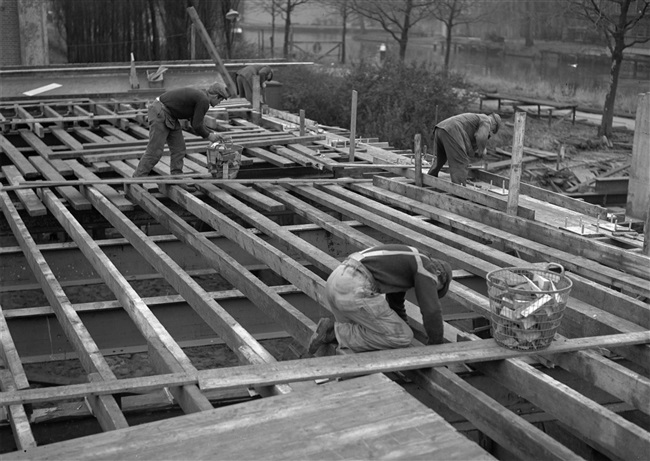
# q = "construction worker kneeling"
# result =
<box><xmin>308</xmin><ymin>244</ymin><xmax>453</xmax><ymax>355</ymax></box>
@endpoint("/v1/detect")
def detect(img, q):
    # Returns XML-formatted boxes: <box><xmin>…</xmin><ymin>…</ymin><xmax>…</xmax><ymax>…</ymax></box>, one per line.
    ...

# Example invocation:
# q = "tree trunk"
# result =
<box><xmin>444</xmin><ymin>26</ymin><xmax>453</xmax><ymax>71</ymax></box>
<box><xmin>600</xmin><ymin>47</ymin><xmax>624</xmax><ymax>138</ymax></box>
<box><xmin>283</xmin><ymin>1</ymin><xmax>291</xmax><ymax>59</ymax></box>
<box><xmin>341</xmin><ymin>8</ymin><xmax>347</xmax><ymax>64</ymax></box>
<box><xmin>523</xmin><ymin>0</ymin><xmax>534</xmax><ymax>47</ymax></box>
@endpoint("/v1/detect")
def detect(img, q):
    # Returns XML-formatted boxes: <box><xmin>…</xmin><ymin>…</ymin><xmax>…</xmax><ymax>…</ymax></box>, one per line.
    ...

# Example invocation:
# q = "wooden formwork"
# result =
<box><xmin>0</xmin><ymin>95</ymin><xmax>648</xmax><ymax>460</ymax></box>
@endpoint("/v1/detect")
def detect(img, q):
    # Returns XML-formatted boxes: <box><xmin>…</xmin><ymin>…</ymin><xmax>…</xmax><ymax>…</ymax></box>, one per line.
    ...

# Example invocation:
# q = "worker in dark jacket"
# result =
<box><xmin>427</xmin><ymin>113</ymin><xmax>501</xmax><ymax>185</ymax></box>
<box><xmin>308</xmin><ymin>244</ymin><xmax>453</xmax><ymax>354</ymax></box>
<box><xmin>132</xmin><ymin>82</ymin><xmax>229</xmax><ymax>177</ymax></box>
<box><xmin>235</xmin><ymin>64</ymin><xmax>274</xmax><ymax>104</ymax></box>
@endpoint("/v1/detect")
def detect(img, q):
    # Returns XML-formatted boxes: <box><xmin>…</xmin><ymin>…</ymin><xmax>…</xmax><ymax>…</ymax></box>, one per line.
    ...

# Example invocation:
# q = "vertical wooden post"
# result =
<box><xmin>626</xmin><ymin>92</ymin><xmax>650</xmax><ymax>221</ymax></box>
<box><xmin>299</xmin><ymin>110</ymin><xmax>305</xmax><ymax>136</ymax></box>
<box><xmin>556</xmin><ymin>144</ymin><xmax>564</xmax><ymax>170</ymax></box>
<box><xmin>252</xmin><ymin>75</ymin><xmax>261</xmax><ymax>112</ymax></box>
<box><xmin>643</xmin><ymin>210</ymin><xmax>650</xmax><ymax>256</ymax></box>
<box><xmin>190</xmin><ymin>24</ymin><xmax>196</xmax><ymax>60</ymax></box>
<box><xmin>506</xmin><ymin>111</ymin><xmax>526</xmax><ymax>216</ymax></box>
<box><xmin>414</xmin><ymin>134</ymin><xmax>422</xmax><ymax>187</ymax></box>
<box><xmin>349</xmin><ymin>90</ymin><xmax>358</xmax><ymax>162</ymax></box>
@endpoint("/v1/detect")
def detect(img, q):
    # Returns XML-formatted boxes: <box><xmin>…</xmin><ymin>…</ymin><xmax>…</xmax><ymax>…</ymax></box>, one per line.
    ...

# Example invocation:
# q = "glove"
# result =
<box><xmin>208</xmin><ymin>132</ymin><xmax>222</xmax><ymax>143</ymax></box>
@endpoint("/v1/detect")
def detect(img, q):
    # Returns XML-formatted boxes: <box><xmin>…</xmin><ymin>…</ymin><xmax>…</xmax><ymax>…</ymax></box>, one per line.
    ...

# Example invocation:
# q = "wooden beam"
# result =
<box><xmin>0</xmin><ymin>370</ymin><xmax>36</xmax><ymax>451</ymax></box>
<box><xmin>0</xmin><ymin>134</ymin><xmax>40</xmax><ymax>179</ymax></box>
<box><xmin>2</xmin><ymin>332</ymin><xmax>649</xmax><ymax>407</ymax></box>
<box><xmin>28</xmin><ymin>156</ymin><xmax>91</xmax><ymax>211</ymax></box>
<box><xmin>360</xmin><ymin>177</ymin><xmax>650</xmax><ymax>305</ymax></box>
<box><xmin>468</xmin><ymin>169</ymin><xmax>607</xmax><ymax>218</ymax></box>
<box><xmin>0</xmin><ymin>165</ymin><xmax>46</xmax><ymax>216</ymax></box>
<box><xmin>82</xmin><ymin>186</ymin><xmax>291</xmax><ymax>397</ymax></box>
<box><xmin>65</xmin><ymin>160</ymin><xmax>133</xmax><ymax>212</ymax></box>
<box><xmin>0</xmin><ymin>190</ymin><xmax>129</xmax><ymax>431</ymax></box>
<box><xmin>36</xmin><ymin>188</ymin><xmax>213</xmax><ymax>414</ymax></box>
<box><xmin>126</xmin><ymin>184</ymin><xmax>316</xmax><ymax>346</ymax></box>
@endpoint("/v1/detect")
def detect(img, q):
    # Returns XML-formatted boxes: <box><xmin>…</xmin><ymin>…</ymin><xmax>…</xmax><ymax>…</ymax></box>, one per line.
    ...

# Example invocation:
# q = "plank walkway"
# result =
<box><xmin>10</xmin><ymin>374</ymin><xmax>495</xmax><ymax>461</ymax></box>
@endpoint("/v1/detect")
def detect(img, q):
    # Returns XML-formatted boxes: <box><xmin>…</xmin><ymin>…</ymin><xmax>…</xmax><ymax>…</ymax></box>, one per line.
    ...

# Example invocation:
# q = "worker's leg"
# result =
<box><xmin>427</xmin><ymin>129</ymin><xmax>447</xmax><ymax>177</ymax></box>
<box><xmin>437</xmin><ymin>130</ymin><xmax>470</xmax><ymax>185</ymax></box>
<box><xmin>133</xmin><ymin>102</ymin><xmax>169</xmax><ymax>177</ymax></box>
<box><xmin>325</xmin><ymin>263</ymin><xmax>413</xmax><ymax>352</ymax></box>
<box><xmin>166</xmin><ymin>125</ymin><xmax>187</xmax><ymax>176</ymax></box>
<box><xmin>236</xmin><ymin>75</ymin><xmax>253</xmax><ymax>102</ymax></box>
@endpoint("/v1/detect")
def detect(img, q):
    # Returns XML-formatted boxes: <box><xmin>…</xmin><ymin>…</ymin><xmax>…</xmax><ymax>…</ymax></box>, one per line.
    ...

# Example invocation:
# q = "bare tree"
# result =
<box><xmin>349</xmin><ymin>0</ymin><xmax>436</xmax><ymax>61</ymax></box>
<box><xmin>322</xmin><ymin>0</ymin><xmax>355</xmax><ymax>63</ymax></box>
<box><xmin>565</xmin><ymin>0</ymin><xmax>650</xmax><ymax>137</ymax></box>
<box><xmin>429</xmin><ymin>0</ymin><xmax>487</xmax><ymax>71</ymax></box>
<box><xmin>274</xmin><ymin>0</ymin><xmax>311</xmax><ymax>59</ymax></box>
<box><xmin>248</xmin><ymin>0</ymin><xmax>283</xmax><ymax>58</ymax></box>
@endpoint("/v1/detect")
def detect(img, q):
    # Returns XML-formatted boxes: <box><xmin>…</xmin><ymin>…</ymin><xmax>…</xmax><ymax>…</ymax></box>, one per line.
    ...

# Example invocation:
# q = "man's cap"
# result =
<box><xmin>207</xmin><ymin>82</ymin><xmax>229</xmax><ymax>99</ymax></box>
<box><xmin>431</xmin><ymin>259</ymin><xmax>453</xmax><ymax>299</ymax></box>
<box><xmin>490</xmin><ymin>113</ymin><xmax>501</xmax><ymax>134</ymax></box>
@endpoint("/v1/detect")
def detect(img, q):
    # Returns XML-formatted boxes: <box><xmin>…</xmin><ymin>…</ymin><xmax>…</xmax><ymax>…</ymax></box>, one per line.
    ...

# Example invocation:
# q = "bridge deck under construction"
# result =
<box><xmin>0</xmin><ymin>92</ymin><xmax>649</xmax><ymax>460</ymax></box>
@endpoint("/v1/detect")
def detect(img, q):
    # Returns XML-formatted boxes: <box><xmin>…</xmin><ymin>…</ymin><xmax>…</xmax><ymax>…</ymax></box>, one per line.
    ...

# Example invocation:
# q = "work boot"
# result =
<box><xmin>308</xmin><ymin>317</ymin><xmax>336</xmax><ymax>355</ymax></box>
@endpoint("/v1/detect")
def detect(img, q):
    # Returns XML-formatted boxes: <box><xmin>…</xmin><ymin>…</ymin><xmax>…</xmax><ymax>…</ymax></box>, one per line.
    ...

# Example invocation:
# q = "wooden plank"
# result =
<box><xmin>14</xmin><ymin>105</ymin><xmax>44</xmax><ymax>137</ymax></box>
<box><xmin>0</xmin><ymin>304</ymin><xmax>30</xmax><ymax>390</ymax></box>
<box><xmin>36</xmin><ymin>187</ymin><xmax>213</xmax><ymax>414</ymax></box>
<box><xmin>192</xmin><ymin>183</ymin><xmax>337</xmax><ymax>296</ymax></box>
<box><xmin>0</xmin><ymin>189</ymin><xmax>129</xmax><ymax>431</ymax></box>
<box><xmin>211</xmin><ymin>182</ymin><xmax>286</xmax><ymax>212</ymax></box>
<box><xmin>1</xmin><ymin>165</ymin><xmax>46</xmax><ymax>216</ymax></box>
<box><xmin>245</xmin><ymin>146</ymin><xmax>296</xmax><ymax>167</ymax></box>
<box><xmin>0</xmin><ymin>134</ymin><xmax>40</xmax><ymax>179</ymax></box>
<box><xmin>383</xmin><ymin>176</ymin><xmax>649</xmax><ymax>281</ymax></box>
<box><xmin>0</xmin><ymin>370</ymin><xmax>37</xmax><ymax>451</ymax></box>
<box><xmin>415</xmin><ymin>172</ymin><xmax>535</xmax><ymax>220</ymax></box>
<box><xmin>73</xmin><ymin>127</ymin><xmax>108</xmax><ymax>143</ymax></box>
<box><xmin>7</xmin><ymin>374</ymin><xmax>495</xmax><ymax>461</ymax></box>
<box><xmin>19</xmin><ymin>129</ymin><xmax>72</xmax><ymax>174</ymax></box>
<box><xmin>42</xmin><ymin>105</ymin><xmax>65</xmax><ymax>129</ymax></box>
<box><xmin>51</xmin><ymin>127</ymin><xmax>84</xmax><ymax>151</ymax></box>
<box><xmin>2</xmin><ymin>332</ymin><xmax>650</xmax><ymax>407</ymax></box>
<box><xmin>271</xmin><ymin>145</ymin><xmax>320</xmax><ymax>167</ymax></box>
<box><xmin>95</xmin><ymin>103</ymin><xmax>128</xmax><ymax>130</ymax></box>
<box><xmin>359</xmin><ymin>178</ymin><xmax>650</xmax><ymax>310</ymax></box>
<box><xmin>82</xmin><ymin>186</ymin><xmax>290</xmax><ymax>397</ymax></box>
<box><xmin>256</xmin><ymin>183</ymin><xmax>379</xmax><ymax>251</ymax></box>
<box><xmin>127</xmin><ymin>183</ymin><xmax>316</xmax><ymax>346</ymax></box>
<box><xmin>65</xmin><ymin>160</ymin><xmax>133</xmax><ymax>212</ymax></box>
<box><xmin>28</xmin><ymin>156</ymin><xmax>92</xmax><ymax>211</ymax></box>
<box><xmin>408</xmin><ymin>366</ymin><xmax>581</xmax><ymax>461</ymax></box>
<box><xmin>101</xmin><ymin>124</ymin><xmax>138</xmax><ymax>142</ymax></box>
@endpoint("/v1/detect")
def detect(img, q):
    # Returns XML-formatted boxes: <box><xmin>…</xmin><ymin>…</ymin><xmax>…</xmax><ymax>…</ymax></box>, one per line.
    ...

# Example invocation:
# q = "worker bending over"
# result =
<box><xmin>427</xmin><ymin>113</ymin><xmax>501</xmax><ymax>185</ymax></box>
<box><xmin>308</xmin><ymin>244</ymin><xmax>453</xmax><ymax>354</ymax></box>
<box><xmin>235</xmin><ymin>64</ymin><xmax>274</xmax><ymax>104</ymax></box>
<box><xmin>133</xmin><ymin>82</ymin><xmax>229</xmax><ymax>178</ymax></box>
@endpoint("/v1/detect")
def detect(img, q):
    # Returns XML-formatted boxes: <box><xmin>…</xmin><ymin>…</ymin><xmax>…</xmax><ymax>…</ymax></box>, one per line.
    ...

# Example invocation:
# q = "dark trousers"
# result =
<box><xmin>427</xmin><ymin>128</ymin><xmax>471</xmax><ymax>185</ymax></box>
<box><xmin>133</xmin><ymin>100</ymin><xmax>186</xmax><ymax>177</ymax></box>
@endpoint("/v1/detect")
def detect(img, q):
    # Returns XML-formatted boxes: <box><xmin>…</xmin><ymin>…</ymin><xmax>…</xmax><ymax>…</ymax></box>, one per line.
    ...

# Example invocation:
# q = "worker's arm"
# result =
<box><xmin>474</xmin><ymin>120</ymin><xmax>492</xmax><ymax>157</ymax></box>
<box><xmin>191</xmin><ymin>100</ymin><xmax>212</xmax><ymax>138</ymax></box>
<box><xmin>414</xmin><ymin>274</ymin><xmax>444</xmax><ymax>345</ymax></box>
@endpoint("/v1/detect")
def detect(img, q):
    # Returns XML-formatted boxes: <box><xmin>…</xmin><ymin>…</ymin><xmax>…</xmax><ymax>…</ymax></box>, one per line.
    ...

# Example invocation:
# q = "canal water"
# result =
<box><xmin>243</xmin><ymin>27</ymin><xmax>650</xmax><ymax>101</ymax></box>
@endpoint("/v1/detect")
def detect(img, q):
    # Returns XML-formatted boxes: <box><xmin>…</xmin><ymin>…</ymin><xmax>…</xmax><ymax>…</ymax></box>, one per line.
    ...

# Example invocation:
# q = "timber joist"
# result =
<box><xmin>0</xmin><ymin>95</ymin><xmax>649</xmax><ymax>459</ymax></box>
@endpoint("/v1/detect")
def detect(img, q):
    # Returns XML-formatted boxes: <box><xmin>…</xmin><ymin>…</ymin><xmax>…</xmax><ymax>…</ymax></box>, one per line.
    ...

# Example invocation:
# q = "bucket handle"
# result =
<box><xmin>545</xmin><ymin>262</ymin><xmax>564</xmax><ymax>275</ymax></box>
